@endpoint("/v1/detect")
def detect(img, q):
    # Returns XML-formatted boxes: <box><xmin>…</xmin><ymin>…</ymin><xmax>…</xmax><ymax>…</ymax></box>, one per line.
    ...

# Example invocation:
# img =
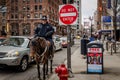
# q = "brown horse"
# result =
<box><xmin>30</xmin><ymin>37</ymin><xmax>54</xmax><ymax>80</ymax></box>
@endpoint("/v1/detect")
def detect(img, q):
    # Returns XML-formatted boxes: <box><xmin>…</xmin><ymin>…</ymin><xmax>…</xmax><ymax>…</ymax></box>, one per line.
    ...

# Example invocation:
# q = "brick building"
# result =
<box><xmin>6</xmin><ymin>0</ymin><xmax>62</xmax><ymax>36</ymax></box>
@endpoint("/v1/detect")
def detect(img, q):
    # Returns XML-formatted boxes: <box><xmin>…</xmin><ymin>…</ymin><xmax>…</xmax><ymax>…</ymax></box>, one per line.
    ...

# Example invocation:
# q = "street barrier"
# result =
<box><xmin>87</xmin><ymin>41</ymin><xmax>104</xmax><ymax>74</ymax></box>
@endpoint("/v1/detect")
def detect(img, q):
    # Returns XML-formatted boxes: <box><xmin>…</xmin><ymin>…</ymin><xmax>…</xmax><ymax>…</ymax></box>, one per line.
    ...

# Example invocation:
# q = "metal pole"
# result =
<box><xmin>113</xmin><ymin>0</ymin><xmax>117</xmax><ymax>53</ymax></box>
<box><xmin>89</xmin><ymin>16</ymin><xmax>93</xmax><ymax>37</ymax></box>
<box><xmin>91</xmin><ymin>20</ymin><xmax>92</xmax><ymax>37</ymax></box>
<box><xmin>66</xmin><ymin>0</ymin><xmax>74</xmax><ymax>78</ymax></box>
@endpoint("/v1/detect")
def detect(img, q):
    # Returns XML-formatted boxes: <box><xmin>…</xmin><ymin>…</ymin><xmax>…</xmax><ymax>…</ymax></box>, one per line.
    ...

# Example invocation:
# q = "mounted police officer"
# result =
<box><xmin>34</xmin><ymin>15</ymin><xmax>55</xmax><ymax>53</ymax></box>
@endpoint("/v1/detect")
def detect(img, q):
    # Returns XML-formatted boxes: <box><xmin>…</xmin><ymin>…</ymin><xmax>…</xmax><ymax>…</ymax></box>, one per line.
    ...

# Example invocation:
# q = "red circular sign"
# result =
<box><xmin>59</xmin><ymin>4</ymin><xmax>78</xmax><ymax>25</ymax></box>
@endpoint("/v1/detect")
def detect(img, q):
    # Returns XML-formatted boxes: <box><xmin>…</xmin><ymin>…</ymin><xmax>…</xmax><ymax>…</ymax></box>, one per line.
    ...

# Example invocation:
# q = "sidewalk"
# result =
<box><xmin>49</xmin><ymin>42</ymin><xmax>120</xmax><ymax>80</ymax></box>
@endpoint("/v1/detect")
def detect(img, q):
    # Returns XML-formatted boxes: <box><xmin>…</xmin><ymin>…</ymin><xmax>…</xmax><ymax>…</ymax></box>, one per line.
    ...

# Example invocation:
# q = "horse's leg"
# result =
<box><xmin>46</xmin><ymin>59</ymin><xmax>49</xmax><ymax>75</ymax></box>
<box><xmin>36</xmin><ymin>62</ymin><xmax>41</xmax><ymax>80</ymax></box>
<box><xmin>50</xmin><ymin>59</ymin><xmax>53</xmax><ymax>73</ymax></box>
<box><xmin>43</xmin><ymin>63</ymin><xmax>46</xmax><ymax>80</ymax></box>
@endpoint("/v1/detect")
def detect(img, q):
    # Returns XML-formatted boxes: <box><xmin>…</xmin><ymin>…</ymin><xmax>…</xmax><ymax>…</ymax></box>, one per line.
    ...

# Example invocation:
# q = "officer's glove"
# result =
<box><xmin>45</xmin><ymin>31</ymin><xmax>53</xmax><ymax>37</ymax></box>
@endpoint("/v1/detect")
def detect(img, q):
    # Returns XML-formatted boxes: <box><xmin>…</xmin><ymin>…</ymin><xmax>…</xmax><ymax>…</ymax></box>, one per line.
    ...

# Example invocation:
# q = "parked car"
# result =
<box><xmin>60</xmin><ymin>37</ymin><xmax>68</xmax><ymax>48</ymax></box>
<box><xmin>53</xmin><ymin>36</ymin><xmax>62</xmax><ymax>51</ymax></box>
<box><xmin>0</xmin><ymin>36</ymin><xmax>33</xmax><ymax>71</ymax></box>
<box><xmin>0</xmin><ymin>37</ymin><xmax>6</xmax><ymax>44</ymax></box>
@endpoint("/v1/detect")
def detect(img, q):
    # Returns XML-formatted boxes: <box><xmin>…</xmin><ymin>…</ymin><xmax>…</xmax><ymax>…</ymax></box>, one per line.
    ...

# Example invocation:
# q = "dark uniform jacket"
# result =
<box><xmin>34</xmin><ymin>23</ymin><xmax>54</xmax><ymax>41</ymax></box>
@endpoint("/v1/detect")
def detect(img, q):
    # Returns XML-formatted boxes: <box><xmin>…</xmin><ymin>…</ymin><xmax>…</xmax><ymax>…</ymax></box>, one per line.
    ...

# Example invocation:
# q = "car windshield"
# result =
<box><xmin>0</xmin><ymin>37</ymin><xmax>24</xmax><ymax>47</ymax></box>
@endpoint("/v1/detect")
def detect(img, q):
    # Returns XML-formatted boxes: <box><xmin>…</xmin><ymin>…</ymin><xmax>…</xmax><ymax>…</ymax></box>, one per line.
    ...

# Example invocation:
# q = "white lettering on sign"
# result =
<box><xmin>61</xmin><ymin>9</ymin><xmax>66</xmax><ymax>13</ymax></box>
<box><xmin>60</xmin><ymin>12</ymin><xmax>76</xmax><ymax>17</ymax></box>
<box><xmin>62</xmin><ymin>17</ymin><xmax>74</xmax><ymax>22</ymax></box>
<box><xmin>68</xmin><ymin>8</ymin><xmax>75</xmax><ymax>12</ymax></box>
<box><xmin>88</xmin><ymin>48</ymin><xmax>102</xmax><ymax>53</ymax></box>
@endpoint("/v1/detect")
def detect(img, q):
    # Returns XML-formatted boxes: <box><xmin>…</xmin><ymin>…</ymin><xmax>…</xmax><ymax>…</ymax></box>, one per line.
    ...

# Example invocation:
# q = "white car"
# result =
<box><xmin>53</xmin><ymin>36</ymin><xmax>62</xmax><ymax>51</ymax></box>
<box><xmin>0</xmin><ymin>36</ymin><xmax>33</xmax><ymax>71</ymax></box>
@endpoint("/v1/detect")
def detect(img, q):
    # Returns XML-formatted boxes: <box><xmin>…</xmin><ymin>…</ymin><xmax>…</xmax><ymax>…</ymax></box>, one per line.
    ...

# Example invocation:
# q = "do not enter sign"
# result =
<box><xmin>59</xmin><ymin>4</ymin><xmax>78</xmax><ymax>25</ymax></box>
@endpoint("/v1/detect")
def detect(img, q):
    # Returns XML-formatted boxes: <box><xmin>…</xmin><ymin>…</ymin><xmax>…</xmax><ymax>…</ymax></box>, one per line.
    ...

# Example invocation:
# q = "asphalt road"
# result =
<box><xmin>0</xmin><ymin>39</ymin><xmax>80</xmax><ymax>80</ymax></box>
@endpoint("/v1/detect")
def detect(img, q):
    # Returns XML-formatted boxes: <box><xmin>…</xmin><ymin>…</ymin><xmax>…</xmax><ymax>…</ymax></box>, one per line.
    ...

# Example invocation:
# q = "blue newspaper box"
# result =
<box><xmin>87</xmin><ymin>41</ymin><xmax>104</xmax><ymax>74</ymax></box>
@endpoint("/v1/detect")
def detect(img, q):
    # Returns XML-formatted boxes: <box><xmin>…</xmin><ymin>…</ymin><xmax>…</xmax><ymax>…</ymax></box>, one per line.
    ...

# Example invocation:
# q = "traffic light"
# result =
<box><xmin>69</xmin><ymin>0</ymin><xmax>74</xmax><ymax>4</ymax></box>
<box><xmin>62</xmin><ymin>0</ymin><xmax>66</xmax><ymax>4</ymax></box>
<box><xmin>62</xmin><ymin>0</ymin><xmax>74</xmax><ymax>4</ymax></box>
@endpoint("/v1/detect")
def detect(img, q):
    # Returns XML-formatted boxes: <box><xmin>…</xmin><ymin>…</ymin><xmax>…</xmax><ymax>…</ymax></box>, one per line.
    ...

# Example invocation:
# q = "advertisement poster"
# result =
<box><xmin>87</xmin><ymin>48</ymin><xmax>103</xmax><ymax>73</ymax></box>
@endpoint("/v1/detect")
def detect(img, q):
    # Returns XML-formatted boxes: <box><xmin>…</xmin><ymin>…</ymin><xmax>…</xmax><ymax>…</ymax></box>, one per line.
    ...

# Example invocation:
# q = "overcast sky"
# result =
<box><xmin>81</xmin><ymin>0</ymin><xmax>97</xmax><ymax>24</ymax></box>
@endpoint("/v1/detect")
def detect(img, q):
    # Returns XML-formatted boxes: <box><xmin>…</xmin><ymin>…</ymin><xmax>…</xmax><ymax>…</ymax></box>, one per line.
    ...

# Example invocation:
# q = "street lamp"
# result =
<box><xmin>89</xmin><ymin>16</ymin><xmax>93</xmax><ymax>37</ymax></box>
<box><xmin>113</xmin><ymin>0</ymin><xmax>118</xmax><ymax>53</ymax></box>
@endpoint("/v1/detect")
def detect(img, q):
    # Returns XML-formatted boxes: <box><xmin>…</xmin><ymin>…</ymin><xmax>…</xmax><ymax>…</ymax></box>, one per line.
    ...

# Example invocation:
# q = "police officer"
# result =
<box><xmin>34</xmin><ymin>16</ymin><xmax>54</xmax><ymax>52</ymax></box>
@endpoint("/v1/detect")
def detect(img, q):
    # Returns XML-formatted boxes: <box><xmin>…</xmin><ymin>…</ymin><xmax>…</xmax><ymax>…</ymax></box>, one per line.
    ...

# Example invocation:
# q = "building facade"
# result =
<box><xmin>6</xmin><ymin>0</ymin><xmax>62</xmax><ymax>36</ymax></box>
<box><xmin>73</xmin><ymin>0</ymin><xmax>81</xmax><ymax>36</ymax></box>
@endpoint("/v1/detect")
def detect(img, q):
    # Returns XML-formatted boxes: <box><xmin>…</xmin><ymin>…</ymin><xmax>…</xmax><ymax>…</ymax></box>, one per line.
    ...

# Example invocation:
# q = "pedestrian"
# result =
<box><xmin>107</xmin><ymin>34</ymin><xmax>112</xmax><ymax>42</ymax></box>
<box><xmin>89</xmin><ymin>34</ymin><xmax>95</xmax><ymax>42</ymax></box>
<box><xmin>34</xmin><ymin>15</ymin><xmax>55</xmax><ymax>53</ymax></box>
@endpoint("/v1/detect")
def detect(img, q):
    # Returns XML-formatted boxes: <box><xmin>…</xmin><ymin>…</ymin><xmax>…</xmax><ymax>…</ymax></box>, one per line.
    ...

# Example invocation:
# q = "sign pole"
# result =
<box><xmin>67</xmin><ymin>25</ymin><xmax>74</xmax><ymax>78</ymax></box>
<box><xmin>59</xmin><ymin>2</ymin><xmax>78</xmax><ymax>78</ymax></box>
<box><xmin>66</xmin><ymin>0</ymin><xmax>74</xmax><ymax>78</ymax></box>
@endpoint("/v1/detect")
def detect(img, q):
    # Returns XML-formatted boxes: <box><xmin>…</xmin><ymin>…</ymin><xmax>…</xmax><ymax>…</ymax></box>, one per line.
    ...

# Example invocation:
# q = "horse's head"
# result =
<box><xmin>30</xmin><ymin>37</ymin><xmax>47</xmax><ymax>55</ymax></box>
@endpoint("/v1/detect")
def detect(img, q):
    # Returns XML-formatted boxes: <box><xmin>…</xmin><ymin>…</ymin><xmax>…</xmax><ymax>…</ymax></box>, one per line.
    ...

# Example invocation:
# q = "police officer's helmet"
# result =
<box><xmin>41</xmin><ymin>16</ymin><xmax>47</xmax><ymax>20</ymax></box>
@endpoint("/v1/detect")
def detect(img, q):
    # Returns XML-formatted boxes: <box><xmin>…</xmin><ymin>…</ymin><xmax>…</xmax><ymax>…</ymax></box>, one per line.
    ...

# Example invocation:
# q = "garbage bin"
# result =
<box><xmin>80</xmin><ymin>38</ymin><xmax>90</xmax><ymax>56</ymax></box>
<box><xmin>87</xmin><ymin>41</ymin><xmax>104</xmax><ymax>74</ymax></box>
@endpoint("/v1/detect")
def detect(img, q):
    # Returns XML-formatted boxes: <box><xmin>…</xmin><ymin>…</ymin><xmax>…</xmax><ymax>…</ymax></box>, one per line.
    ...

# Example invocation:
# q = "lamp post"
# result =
<box><xmin>89</xmin><ymin>16</ymin><xmax>93</xmax><ymax>37</ymax></box>
<box><xmin>113</xmin><ymin>0</ymin><xmax>118</xmax><ymax>53</ymax></box>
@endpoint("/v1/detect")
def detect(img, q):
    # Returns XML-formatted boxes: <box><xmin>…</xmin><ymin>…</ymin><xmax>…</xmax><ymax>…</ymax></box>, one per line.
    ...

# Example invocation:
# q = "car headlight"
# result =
<box><xmin>5</xmin><ymin>51</ymin><xmax>20</xmax><ymax>57</ymax></box>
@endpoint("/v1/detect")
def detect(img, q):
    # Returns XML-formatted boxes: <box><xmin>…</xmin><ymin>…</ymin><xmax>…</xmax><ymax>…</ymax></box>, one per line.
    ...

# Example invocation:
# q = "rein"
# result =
<box><xmin>35</xmin><ymin>38</ymin><xmax>49</xmax><ymax>63</ymax></box>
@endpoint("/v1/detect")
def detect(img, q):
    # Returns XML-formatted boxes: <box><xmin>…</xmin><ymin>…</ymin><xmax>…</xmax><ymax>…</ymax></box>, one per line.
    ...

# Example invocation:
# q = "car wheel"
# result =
<box><xmin>19</xmin><ymin>57</ymin><xmax>28</xmax><ymax>71</ymax></box>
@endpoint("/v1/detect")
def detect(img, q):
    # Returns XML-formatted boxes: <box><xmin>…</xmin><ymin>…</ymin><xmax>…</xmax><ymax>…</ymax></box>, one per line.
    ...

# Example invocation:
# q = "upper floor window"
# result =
<box><xmin>11</xmin><ymin>14</ymin><xmax>14</xmax><ymax>18</ymax></box>
<box><xmin>27</xmin><ymin>14</ymin><xmax>30</xmax><ymax>18</ymax></box>
<box><xmin>23</xmin><ymin>6</ymin><xmax>26</xmax><ymax>11</ymax></box>
<box><xmin>39</xmin><ymin>13</ymin><xmax>42</xmax><ymax>18</ymax></box>
<box><xmin>39</xmin><ymin>0</ymin><xmax>42</xmax><ymax>3</ymax></box>
<box><xmin>34</xmin><ymin>13</ymin><xmax>39</xmax><ymax>18</ymax></box>
<box><xmin>35</xmin><ymin>5</ymin><xmax>38</xmax><ymax>11</ymax></box>
<box><xmin>2</xmin><ymin>12</ymin><xmax>6</xmax><ymax>17</ymax></box>
<box><xmin>15</xmin><ymin>14</ymin><xmax>18</xmax><ymax>18</ymax></box>
<box><xmin>39</xmin><ymin>5</ymin><xmax>42</xmax><ymax>11</ymax></box>
<box><xmin>35</xmin><ymin>0</ymin><xmax>38</xmax><ymax>3</ymax></box>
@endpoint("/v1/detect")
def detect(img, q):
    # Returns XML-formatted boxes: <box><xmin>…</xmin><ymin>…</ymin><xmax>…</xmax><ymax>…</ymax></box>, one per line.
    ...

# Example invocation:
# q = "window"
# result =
<box><xmin>15</xmin><ymin>6</ymin><xmax>18</xmax><ymax>11</ymax></box>
<box><xmin>27</xmin><ymin>6</ymin><xmax>30</xmax><ymax>11</ymax></box>
<box><xmin>15</xmin><ymin>14</ymin><xmax>18</xmax><ymax>18</ymax></box>
<box><xmin>39</xmin><ymin>5</ymin><xmax>42</xmax><ymax>11</ymax></box>
<box><xmin>27</xmin><ymin>14</ymin><xmax>30</xmax><ymax>18</ymax></box>
<box><xmin>35</xmin><ymin>5</ymin><xmax>38</xmax><ymax>11</ymax></box>
<box><xmin>34</xmin><ymin>13</ymin><xmax>39</xmax><ymax>18</ymax></box>
<box><xmin>23</xmin><ymin>6</ymin><xmax>26</xmax><ymax>11</ymax></box>
<box><xmin>39</xmin><ymin>13</ymin><xmax>42</xmax><ymax>18</ymax></box>
<box><xmin>11</xmin><ymin>14</ymin><xmax>14</xmax><ymax>18</ymax></box>
<box><xmin>2</xmin><ymin>12</ymin><xmax>6</xmax><ymax>17</ymax></box>
<box><xmin>39</xmin><ymin>0</ymin><xmax>42</xmax><ymax>3</ymax></box>
<box><xmin>77</xmin><ymin>1</ymin><xmax>79</xmax><ymax>5</ymax></box>
<box><xmin>35</xmin><ymin>0</ymin><xmax>38</xmax><ymax>3</ymax></box>
<box><xmin>11</xmin><ymin>0</ymin><xmax>14</xmax><ymax>3</ymax></box>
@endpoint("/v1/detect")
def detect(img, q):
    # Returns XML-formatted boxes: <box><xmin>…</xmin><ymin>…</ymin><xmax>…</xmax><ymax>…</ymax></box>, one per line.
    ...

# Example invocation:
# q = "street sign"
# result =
<box><xmin>59</xmin><ymin>4</ymin><xmax>78</xmax><ymax>25</ymax></box>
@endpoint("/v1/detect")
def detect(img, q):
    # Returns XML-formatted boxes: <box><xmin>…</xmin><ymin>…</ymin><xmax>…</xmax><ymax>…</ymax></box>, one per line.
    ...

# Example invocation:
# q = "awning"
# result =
<box><xmin>98</xmin><ymin>30</ymin><xmax>112</xmax><ymax>33</ymax></box>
